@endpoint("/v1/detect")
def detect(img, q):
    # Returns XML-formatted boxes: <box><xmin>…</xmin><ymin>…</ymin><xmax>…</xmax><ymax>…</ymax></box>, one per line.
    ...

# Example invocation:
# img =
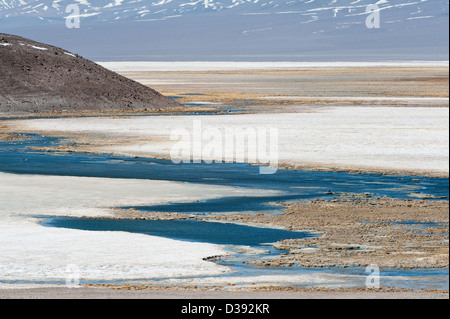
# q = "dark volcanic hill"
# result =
<box><xmin>0</xmin><ymin>34</ymin><xmax>181</xmax><ymax>114</ymax></box>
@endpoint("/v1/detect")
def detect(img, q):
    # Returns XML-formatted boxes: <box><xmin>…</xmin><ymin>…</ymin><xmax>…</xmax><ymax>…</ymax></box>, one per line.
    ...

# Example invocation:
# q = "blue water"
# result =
<box><xmin>39</xmin><ymin>216</ymin><xmax>450</xmax><ymax>290</ymax></box>
<box><xmin>122</xmin><ymin>196</ymin><xmax>299</xmax><ymax>215</ymax></box>
<box><xmin>1</xmin><ymin>134</ymin><xmax>448</xmax><ymax>218</ymax></box>
<box><xmin>41</xmin><ymin>217</ymin><xmax>315</xmax><ymax>247</ymax></box>
<box><xmin>1</xmin><ymin>134</ymin><xmax>449</xmax><ymax>290</ymax></box>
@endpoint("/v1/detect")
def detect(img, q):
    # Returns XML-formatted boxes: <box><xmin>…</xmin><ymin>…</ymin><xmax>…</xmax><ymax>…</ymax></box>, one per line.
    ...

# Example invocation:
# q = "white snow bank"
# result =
<box><xmin>14</xmin><ymin>106</ymin><xmax>449</xmax><ymax>175</ymax></box>
<box><xmin>29</xmin><ymin>45</ymin><xmax>48</xmax><ymax>51</ymax></box>
<box><xmin>0</xmin><ymin>221</ymin><xmax>231</xmax><ymax>282</ymax></box>
<box><xmin>97</xmin><ymin>61</ymin><xmax>449</xmax><ymax>72</ymax></box>
<box><xmin>0</xmin><ymin>173</ymin><xmax>279</xmax><ymax>282</ymax></box>
<box><xmin>64</xmin><ymin>52</ymin><xmax>77</xmax><ymax>57</ymax></box>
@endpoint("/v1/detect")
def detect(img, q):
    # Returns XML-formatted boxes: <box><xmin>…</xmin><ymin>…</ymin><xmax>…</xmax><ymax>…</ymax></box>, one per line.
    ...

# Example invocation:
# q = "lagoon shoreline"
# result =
<box><xmin>1</xmin><ymin>65</ymin><xmax>448</xmax><ymax>298</ymax></box>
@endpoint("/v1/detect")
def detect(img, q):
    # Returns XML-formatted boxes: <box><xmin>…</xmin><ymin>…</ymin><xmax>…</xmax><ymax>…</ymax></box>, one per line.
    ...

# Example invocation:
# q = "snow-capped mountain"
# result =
<box><xmin>1</xmin><ymin>0</ymin><xmax>448</xmax><ymax>61</ymax></box>
<box><xmin>1</xmin><ymin>0</ymin><xmax>448</xmax><ymax>25</ymax></box>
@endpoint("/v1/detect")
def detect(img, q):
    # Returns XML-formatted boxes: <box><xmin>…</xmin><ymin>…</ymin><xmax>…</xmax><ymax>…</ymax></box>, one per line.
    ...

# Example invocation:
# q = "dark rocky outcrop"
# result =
<box><xmin>0</xmin><ymin>34</ymin><xmax>181</xmax><ymax>113</ymax></box>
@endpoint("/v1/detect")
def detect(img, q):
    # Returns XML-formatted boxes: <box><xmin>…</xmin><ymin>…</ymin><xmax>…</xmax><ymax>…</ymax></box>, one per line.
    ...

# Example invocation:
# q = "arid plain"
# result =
<box><xmin>0</xmin><ymin>63</ymin><xmax>449</xmax><ymax>299</ymax></box>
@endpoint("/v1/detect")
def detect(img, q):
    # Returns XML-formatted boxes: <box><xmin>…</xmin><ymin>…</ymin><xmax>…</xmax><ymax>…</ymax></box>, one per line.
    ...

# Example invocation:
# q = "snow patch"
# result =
<box><xmin>29</xmin><ymin>45</ymin><xmax>48</xmax><ymax>51</ymax></box>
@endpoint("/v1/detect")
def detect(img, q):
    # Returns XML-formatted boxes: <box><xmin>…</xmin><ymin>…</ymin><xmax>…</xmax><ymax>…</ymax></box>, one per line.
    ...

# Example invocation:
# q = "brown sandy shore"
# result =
<box><xmin>201</xmin><ymin>197</ymin><xmax>449</xmax><ymax>269</ymax></box>
<box><xmin>0</xmin><ymin>286</ymin><xmax>448</xmax><ymax>299</ymax></box>
<box><xmin>106</xmin><ymin>196</ymin><xmax>449</xmax><ymax>270</ymax></box>
<box><xmin>119</xmin><ymin>67</ymin><xmax>449</xmax><ymax>99</ymax></box>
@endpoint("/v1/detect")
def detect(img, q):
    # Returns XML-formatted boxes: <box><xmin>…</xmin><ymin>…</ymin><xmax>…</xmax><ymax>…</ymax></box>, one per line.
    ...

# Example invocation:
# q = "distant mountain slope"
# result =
<box><xmin>0</xmin><ymin>0</ymin><xmax>447</xmax><ymax>25</ymax></box>
<box><xmin>0</xmin><ymin>0</ymin><xmax>448</xmax><ymax>61</ymax></box>
<box><xmin>0</xmin><ymin>33</ymin><xmax>181</xmax><ymax>113</ymax></box>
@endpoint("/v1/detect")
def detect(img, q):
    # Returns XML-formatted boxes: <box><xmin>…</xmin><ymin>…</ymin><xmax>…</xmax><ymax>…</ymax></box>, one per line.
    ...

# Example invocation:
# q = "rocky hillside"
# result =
<box><xmin>0</xmin><ymin>34</ymin><xmax>181</xmax><ymax>113</ymax></box>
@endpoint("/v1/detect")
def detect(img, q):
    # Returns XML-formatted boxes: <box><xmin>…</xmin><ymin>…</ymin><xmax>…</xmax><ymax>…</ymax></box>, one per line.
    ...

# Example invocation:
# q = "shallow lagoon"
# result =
<box><xmin>1</xmin><ymin>134</ymin><xmax>449</xmax><ymax>290</ymax></box>
<box><xmin>41</xmin><ymin>217</ymin><xmax>315</xmax><ymax>247</ymax></box>
<box><xmin>40</xmin><ymin>216</ymin><xmax>450</xmax><ymax>291</ymax></box>
<box><xmin>1</xmin><ymin>134</ymin><xmax>448</xmax><ymax>210</ymax></box>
